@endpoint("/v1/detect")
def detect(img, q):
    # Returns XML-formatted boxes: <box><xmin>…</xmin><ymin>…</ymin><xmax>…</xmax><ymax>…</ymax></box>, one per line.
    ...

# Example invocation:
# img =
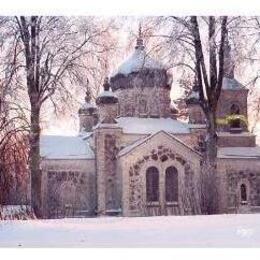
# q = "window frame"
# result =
<box><xmin>165</xmin><ymin>166</ymin><xmax>178</xmax><ymax>203</ymax></box>
<box><xmin>146</xmin><ymin>166</ymin><xmax>160</xmax><ymax>203</ymax></box>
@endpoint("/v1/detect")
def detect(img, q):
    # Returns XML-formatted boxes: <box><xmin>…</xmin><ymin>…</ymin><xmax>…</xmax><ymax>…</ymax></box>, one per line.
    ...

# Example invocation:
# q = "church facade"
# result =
<box><xmin>40</xmin><ymin>32</ymin><xmax>260</xmax><ymax>218</ymax></box>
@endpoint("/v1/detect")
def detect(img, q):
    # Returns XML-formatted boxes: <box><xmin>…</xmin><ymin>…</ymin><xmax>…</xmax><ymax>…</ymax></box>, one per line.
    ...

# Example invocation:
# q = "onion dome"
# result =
<box><xmin>96</xmin><ymin>77</ymin><xmax>118</xmax><ymax>105</ymax></box>
<box><xmin>78</xmin><ymin>89</ymin><xmax>97</xmax><ymax>115</ymax></box>
<box><xmin>110</xmin><ymin>24</ymin><xmax>171</xmax><ymax>91</ymax></box>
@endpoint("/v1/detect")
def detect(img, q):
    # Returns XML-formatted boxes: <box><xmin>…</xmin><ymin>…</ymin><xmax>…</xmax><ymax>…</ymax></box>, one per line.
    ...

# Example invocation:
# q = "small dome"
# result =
<box><xmin>112</xmin><ymin>48</ymin><xmax>164</xmax><ymax>77</ymax></box>
<box><xmin>78</xmin><ymin>90</ymin><xmax>97</xmax><ymax>115</ymax></box>
<box><xmin>110</xmin><ymin>25</ymin><xmax>168</xmax><ymax>83</ymax></box>
<box><xmin>96</xmin><ymin>77</ymin><xmax>118</xmax><ymax>105</ymax></box>
<box><xmin>110</xmin><ymin>44</ymin><xmax>171</xmax><ymax>92</ymax></box>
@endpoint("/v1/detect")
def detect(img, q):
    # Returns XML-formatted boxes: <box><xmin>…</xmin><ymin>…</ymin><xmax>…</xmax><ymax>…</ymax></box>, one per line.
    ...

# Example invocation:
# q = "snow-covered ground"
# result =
<box><xmin>0</xmin><ymin>214</ymin><xmax>260</xmax><ymax>247</ymax></box>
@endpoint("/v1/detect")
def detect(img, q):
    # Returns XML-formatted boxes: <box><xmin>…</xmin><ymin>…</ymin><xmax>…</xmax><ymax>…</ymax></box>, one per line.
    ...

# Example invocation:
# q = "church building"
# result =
<box><xmin>40</xmin><ymin>29</ymin><xmax>260</xmax><ymax>218</ymax></box>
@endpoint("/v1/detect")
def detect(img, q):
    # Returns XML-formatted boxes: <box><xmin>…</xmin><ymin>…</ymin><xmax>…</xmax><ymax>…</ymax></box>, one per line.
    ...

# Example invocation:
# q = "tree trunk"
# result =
<box><xmin>201</xmin><ymin>109</ymin><xmax>219</xmax><ymax>214</ymax></box>
<box><xmin>29</xmin><ymin>105</ymin><xmax>42</xmax><ymax>218</ymax></box>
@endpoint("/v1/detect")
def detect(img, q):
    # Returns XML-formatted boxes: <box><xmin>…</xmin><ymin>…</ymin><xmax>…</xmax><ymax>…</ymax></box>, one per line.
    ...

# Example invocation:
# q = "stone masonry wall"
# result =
<box><xmin>98</xmin><ymin>103</ymin><xmax>118</xmax><ymax>123</ymax></box>
<box><xmin>115</xmin><ymin>87</ymin><xmax>172</xmax><ymax>118</ymax></box>
<box><xmin>94</xmin><ymin>126</ymin><xmax>123</xmax><ymax>215</ymax></box>
<box><xmin>217</xmin><ymin>158</ymin><xmax>260</xmax><ymax>214</ymax></box>
<box><xmin>216</xmin><ymin>89</ymin><xmax>248</xmax><ymax>131</ymax></box>
<box><xmin>119</xmin><ymin>132</ymin><xmax>201</xmax><ymax>217</ymax></box>
<box><xmin>217</xmin><ymin>133</ymin><xmax>256</xmax><ymax>147</ymax></box>
<box><xmin>41</xmin><ymin>159</ymin><xmax>96</xmax><ymax>218</ymax></box>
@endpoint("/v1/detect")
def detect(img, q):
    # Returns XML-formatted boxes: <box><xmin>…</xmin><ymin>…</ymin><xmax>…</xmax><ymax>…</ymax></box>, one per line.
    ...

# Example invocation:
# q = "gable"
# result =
<box><xmin>118</xmin><ymin>130</ymin><xmax>201</xmax><ymax>159</ymax></box>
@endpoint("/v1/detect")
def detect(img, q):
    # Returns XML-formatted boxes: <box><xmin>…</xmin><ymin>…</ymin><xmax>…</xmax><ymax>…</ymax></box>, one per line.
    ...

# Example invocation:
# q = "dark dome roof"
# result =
<box><xmin>78</xmin><ymin>91</ymin><xmax>97</xmax><ymax>114</ymax></box>
<box><xmin>109</xmin><ymin>28</ymin><xmax>172</xmax><ymax>92</ymax></box>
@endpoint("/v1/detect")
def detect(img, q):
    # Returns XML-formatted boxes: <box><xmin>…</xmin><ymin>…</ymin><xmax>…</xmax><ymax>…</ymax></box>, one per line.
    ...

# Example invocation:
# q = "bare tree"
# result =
<box><xmin>2</xmin><ymin>16</ymin><xmax>118</xmax><ymax>217</ymax></box>
<box><xmin>144</xmin><ymin>16</ymin><xmax>228</xmax><ymax>214</ymax></box>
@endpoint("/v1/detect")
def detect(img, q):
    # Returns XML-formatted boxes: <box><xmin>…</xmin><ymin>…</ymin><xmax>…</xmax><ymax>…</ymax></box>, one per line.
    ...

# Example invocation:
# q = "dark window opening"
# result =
<box><xmin>146</xmin><ymin>166</ymin><xmax>159</xmax><ymax>202</ymax></box>
<box><xmin>165</xmin><ymin>166</ymin><xmax>178</xmax><ymax>202</ymax></box>
<box><xmin>240</xmin><ymin>184</ymin><xmax>247</xmax><ymax>202</ymax></box>
<box><xmin>230</xmin><ymin>104</ymin><xmax>241</xmax><ymax>128</ymax></box>
<box><xmin>139</xmin><ymin>99</ymin><xmax>148</xmax><ymax>115</ymax></box>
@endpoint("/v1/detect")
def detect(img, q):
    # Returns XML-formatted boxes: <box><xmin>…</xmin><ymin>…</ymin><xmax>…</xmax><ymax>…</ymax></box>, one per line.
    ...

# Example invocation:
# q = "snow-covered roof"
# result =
<box><xmin>96</xmin><ymin>90</ymin><xmax>118</xmax><ymax>105</ymax></box>
<box><xmin>222</xmin><ymin>77</ymin><xmax>245</xmax><ymax>90</ymax></box>
<box><xmin>116</xmin><ymin>117</ymin><xmax>190</xmax><ymax>134</ymax></box>
<box><xmin>218</xmin><ymin>146</ymin><xmax>260</xmax><ymax>159</ymax></box>
<box><xmin>40</xmin><ymin>135</ymin><xmax>94</xmax><ymax>160</ymax></box>
<box><xmin>112</xmin><ymin>48</ymin><xmax>164</xmax><ymax>76</ymax></box>
<box><xmin>80</xmin><ymin>102</ymin><xmax>96</xmax><ymax>110</ymax></box>
<box><xmin>188</xmin><ymin>124</ymin><xmax>206</xmax><ymax>129</ymax></box>
<box><xmin>97</xmin><ymin>90</ymin><xmax>117</xmax><ymax>98</ymax></box>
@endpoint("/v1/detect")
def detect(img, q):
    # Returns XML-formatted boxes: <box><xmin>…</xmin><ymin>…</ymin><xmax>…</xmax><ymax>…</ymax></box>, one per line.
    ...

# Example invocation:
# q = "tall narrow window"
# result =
<box><xmin>146</xmin><ymin>166</ymin><xmax>159</xmax><ymax>202</ymax></box>
<box><xmin>240</xmin><ymin>184</ymin><xmax>247</xmax><ymax>202</ymax></box>
<box><xmin>139</xmin><ymin>99</ymin><xmax>147</xmax><ymax>115</ymax></box>
<box><xmin>165</xmin><ymin>166</ymin><xmax>178</xmax><ymax>202</ymax></box>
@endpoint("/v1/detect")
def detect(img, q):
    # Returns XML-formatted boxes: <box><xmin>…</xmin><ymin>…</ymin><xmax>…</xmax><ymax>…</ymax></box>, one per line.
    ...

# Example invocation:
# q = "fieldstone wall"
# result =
<box><xmin>110</xmin><ymin>69</ymin><xmax>172</xmax><ymax>118</ymax></box>
<box><xmin>227</xmin><ymin>170</ymin><xmax>260</xmax><ymax>208</ymax></box>
<box><xmin>217</xmin><ymin>132</ymin><xmax>256</xmax><ymax>147</ymax></box>
<box><xmin>187</xmin><ymin>88</ymin><xmax>248</xmax><ymax>131</ymax></box>
<box><xmin>79</xmin><ymin>113</ymin><xmax>98</xmax><ymax>132</ymax></box>
<box><xmin>217</xmin><ymin>89</ymin><xmax>248</xmax><ymax>119</ymax></box>
<box><xmin>94</xmin><ymin>125</ymin><xmax>123</xmax><ymax>215</ymax></box>
<box><xmin>216</xmin><ymin>89</ymin><xmax>248</xmax><ymax>131</ymax></box>
<box><xmin>119</xmin><ymin>131</ymin><xmax>201</xmax><ymax>217</ymax></box>
<box><xmin>41</xmin><ymin>159</ymin><xmax>96</xmax><ymax>218</ymax></box>
<box><xmin>98</xmin><ymin>103</ymin><xmax>118</xmax><ymax>123</ymax></box>
<box><xmin>217</xmin><ymin>158</ymin><xmax>260</xmax><ymax>214</ymax></box>
<box><xmin>127</xmin><ymin>146</ymin><xmax>200</xmax><ymax>216</ymax></box>
<box><xmin>114</xmin><ymin>87</ymin><xmax>172</xmax><ymax>118</ymax></box>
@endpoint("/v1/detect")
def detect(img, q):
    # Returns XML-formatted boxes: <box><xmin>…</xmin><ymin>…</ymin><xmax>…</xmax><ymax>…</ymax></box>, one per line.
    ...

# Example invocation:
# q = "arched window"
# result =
<box><xmin>165</xmin><ymin>166</ymin><xmax>178</xmax><ymax>202</ymax></box>
<box><xmin>230</xmin><ymin>104</ymin><xmax>240</xmax><ymax>115</ymax></box>
<box><xmin>240</xmin><ymin>183</ymin><xmax>247</xmax><ymax>202</ymax></box>
<box><xmin>146</xmin><ymin>166</ymin><xmax>159</xmax><ymax>202</ymax></box>
<box><xmin>230</xmin><ymin>104</ymin><xmax>241</xmax><ymax>128</ymax></box>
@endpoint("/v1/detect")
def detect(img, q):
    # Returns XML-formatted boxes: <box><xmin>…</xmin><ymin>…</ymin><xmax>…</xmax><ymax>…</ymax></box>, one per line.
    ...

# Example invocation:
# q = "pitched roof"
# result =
<box><xmin>218</xmin><ymin>146</ymin><xmax>260</xmax><ymax>159</ymax></box>
<box><xmin>222</xmin><ymin>77</ymin><xmax>245</xmax><ymax>90</ymax></box>
<box><xmin>116</xmin><ymin>117</ymin><xmax>190</xmax><ymax>134</ymax></box>
<box><xmin>40</xmin><ymin>134</ymin><xmax>94</xmax><ymax>160</ymax></box>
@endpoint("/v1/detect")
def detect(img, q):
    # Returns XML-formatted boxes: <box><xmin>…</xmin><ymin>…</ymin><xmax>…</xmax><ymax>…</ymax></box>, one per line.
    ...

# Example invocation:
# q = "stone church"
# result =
<box><xmin>40</xmin><ymin>30</ymin><xmax>260</xmax><ymax>219</ymax></box>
